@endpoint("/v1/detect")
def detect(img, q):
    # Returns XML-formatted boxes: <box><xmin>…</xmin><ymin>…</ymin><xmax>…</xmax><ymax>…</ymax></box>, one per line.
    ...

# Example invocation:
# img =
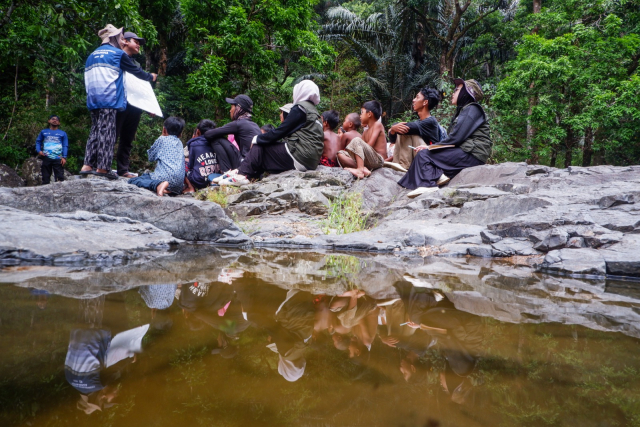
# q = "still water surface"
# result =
<box><xmin>1</xmin><ymin>248</ymin><xmax>639</xmax><ymax>427</ymax></box>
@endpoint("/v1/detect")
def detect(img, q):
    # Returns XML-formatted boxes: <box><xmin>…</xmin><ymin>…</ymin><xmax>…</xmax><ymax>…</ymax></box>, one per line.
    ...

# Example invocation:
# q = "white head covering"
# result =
<box><xmin>278</xmin><ymin>354</ymin><xmax>306</xmax><ymax>382</ymax></box>
<box><xmin>293</xmin><ymin>80</ymin><xmax>320</xmax><ymax>106</ymax></box>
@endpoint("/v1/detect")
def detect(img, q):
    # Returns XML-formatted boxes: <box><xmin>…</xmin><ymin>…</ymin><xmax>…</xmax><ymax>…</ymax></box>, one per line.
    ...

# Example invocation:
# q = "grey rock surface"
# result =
<box><xmin>213</xmin><ymin>162</ymin><xmax>640</xmax><ymax>279</ymax></box>
<box><xmin>0</xmin><ymin>206</ymin><xmax>178</xmax><ymax>266</ymax></box>
<box><xmin>0</xmin><ymin>164</ymin><xmax>24</xmax><ymax>187</ymax></box>
<box><xmin>0</xmin><ymin>179</ymin><xmax>250</xmax><ymax>244</ymax></box>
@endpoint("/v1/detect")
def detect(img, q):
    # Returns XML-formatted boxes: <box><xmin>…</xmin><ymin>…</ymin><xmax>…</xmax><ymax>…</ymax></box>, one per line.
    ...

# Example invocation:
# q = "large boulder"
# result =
<box><xmin>0</xmin><ymin>164</ymin><xmax>24</xmax><ymax>187</ymax></box>
<box><xmin>0</xmin><ymin>206</ymin><xmax>178</xmax><ymax>266</ymax></box>
<box><xmin>0</xmin><ymin>179</ymin><xmax>250</xmax><ymax>244</ymax></box>
<box><xmin>20</xmin><ymin>157</ymin><xmax>43</xmax><ymax>186</ymax></box>
<box><xmin>20</xmin><ymin>157</ymin><xmax>73</xmax><ymax>186</ymax></box>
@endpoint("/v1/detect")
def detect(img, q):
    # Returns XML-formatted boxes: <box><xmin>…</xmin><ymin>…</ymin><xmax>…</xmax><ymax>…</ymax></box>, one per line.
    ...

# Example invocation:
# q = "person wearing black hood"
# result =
<box><xmin>184</xmin><ymin>119</ymin><xmax>241</xmax><ymax>192</ymax></box>
<box><xmin>203</xmin><ymin>95</ymin><xmax>261</xmax><ymax>159</ymax></box>
<box><xmin>398</xmin><ymin>78</ymin><xmax>492</xmax><ymax>198</ymax></box>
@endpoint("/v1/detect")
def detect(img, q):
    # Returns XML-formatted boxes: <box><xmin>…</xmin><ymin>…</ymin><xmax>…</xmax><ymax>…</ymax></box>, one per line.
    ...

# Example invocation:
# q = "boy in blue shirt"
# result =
<box><xmin>128</xmin><ymin>117</ymin><xmax>185</xmax><ymax>197</ymax></box>
<box><xmin>35</xmin><ymin>115</ymin><xmax>68</xmax><ymax>184</ymax></box>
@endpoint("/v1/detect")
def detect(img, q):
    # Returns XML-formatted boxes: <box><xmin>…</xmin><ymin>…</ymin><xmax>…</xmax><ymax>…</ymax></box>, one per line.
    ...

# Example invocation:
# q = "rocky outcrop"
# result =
<box><xmin>0</xmin><ymin>164</ymin><xmax>24</xmax><ymax>187</ymax></box>
<box><xmin>223</xmin><ymin>162</ymin><xmax>640</xmax><ymax>279</ymax></box>
<box><xmin>20</xmin><ymin>157</ymin><xmax>74</xmax><ymax>186</ymax></box>
<box><xmin>0</xmin><ymin>179</ymin><xmax>250</xmax><ymax>245</ymax></box>
<box><xmin>0</xmin><ymin>206</ymin><xmax>178</xmax><ymax>266</ymax></box>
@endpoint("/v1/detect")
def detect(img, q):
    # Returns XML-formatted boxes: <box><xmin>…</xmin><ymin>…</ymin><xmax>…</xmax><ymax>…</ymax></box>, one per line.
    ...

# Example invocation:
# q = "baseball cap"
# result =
<box><xmin>49</xmin><ymin>115</ymin><xmax>60</xmax><ymax>121</ymax></box>
<box><xmin>225</xmin><ymin>94</ymin><xmax>253</xmax><ymax>113</ymax></box>
<box><xmin>98</xmin><ymin>24</ymin><xmax>123</xmax><ymax>44</ymax></box>
<box><xmin>279</xmin><ymin>103</ymin><xmax>294</xmax><ymax>114</ymax></box>
<box><xmin>123</xmin><ymin>31</ymin><xmax>146</xmax><ymax>45</ymax></box>
<box><xmin>453</xmin><ymin>78</ymin><xmax>484</xmax><ymax>102</ymax></box>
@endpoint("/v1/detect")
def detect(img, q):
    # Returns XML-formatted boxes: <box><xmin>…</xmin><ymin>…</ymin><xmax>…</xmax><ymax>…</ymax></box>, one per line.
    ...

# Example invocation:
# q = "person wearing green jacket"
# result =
<box><xmin>218</xmin><ymin>80</ymin><xmax>324</xmax><ymax>186</ymax></box>
<box><xmin>398</xmin><ymin>78</ymin><xmax>492</xmax><ymax>198</ymax></box>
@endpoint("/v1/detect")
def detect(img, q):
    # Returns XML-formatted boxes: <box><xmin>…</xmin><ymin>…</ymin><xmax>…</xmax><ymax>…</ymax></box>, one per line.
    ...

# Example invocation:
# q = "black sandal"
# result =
<box><xmin>94</xmin><ymin>171</ymin><xmax>119</xmax><ymax>181</ymax></box>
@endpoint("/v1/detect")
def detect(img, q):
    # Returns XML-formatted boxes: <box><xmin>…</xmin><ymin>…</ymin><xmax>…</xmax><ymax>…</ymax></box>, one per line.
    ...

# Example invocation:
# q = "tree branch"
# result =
<box><xmin>0</xmin><ymin>0</ymin><xmax>18</xmax><ymax>30</ymax></box>
<box><xmin>409</xmin><ymin>6</ymin><xmax>447</xmax><ymax>44</ymax></box>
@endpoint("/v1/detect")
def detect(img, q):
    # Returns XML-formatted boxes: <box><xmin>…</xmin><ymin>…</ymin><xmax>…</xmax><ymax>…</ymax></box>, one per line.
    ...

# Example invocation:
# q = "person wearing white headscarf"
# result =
<box><xmin>278</xmin><ymin>354</ymin><xmax>306</xmax><ymax>382</ymax></box>
<box><xmin>218</xmin><ymin>80</ymin><xmax>325</xmax><ymax>186</ymax></box>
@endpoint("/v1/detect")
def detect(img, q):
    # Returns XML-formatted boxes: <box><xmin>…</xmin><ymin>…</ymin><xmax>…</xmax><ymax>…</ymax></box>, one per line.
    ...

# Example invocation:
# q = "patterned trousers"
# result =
<box><xmin>84</xmin><ymin>108</ymin><xmax>117</xmax><ymax>171</ymax></box>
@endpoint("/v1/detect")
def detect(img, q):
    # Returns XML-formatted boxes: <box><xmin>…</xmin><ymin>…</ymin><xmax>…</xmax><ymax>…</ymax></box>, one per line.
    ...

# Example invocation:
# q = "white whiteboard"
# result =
<box><xmin>124</xmin><ymin>72</ymin><xmax>163</xmax><ymax>117</ymax></box>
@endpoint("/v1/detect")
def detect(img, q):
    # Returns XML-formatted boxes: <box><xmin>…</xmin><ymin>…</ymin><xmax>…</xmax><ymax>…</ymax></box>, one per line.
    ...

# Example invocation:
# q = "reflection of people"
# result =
<box><xmin>138</xmin><ymin>284</ymin><xmax>176</xmax><ymax>331</ymax></box>
<box><xmin>30</xmin><ymin>288</ymin><xmax>51</xmax><ymax>310</ymax></box>
<box><xmin>65</xmin><ymin>295</ymin><xmax>149</xmax><ymax>413</ymax></box>
<box><xmin>235</xmin><ymin>285</ymin><xmax>316</xmax><ymax>382</ymax></box>
<box><xmin>394</xmin><ymin>282</ymin><xmax>483</xmax><ymax>403</ymax></box>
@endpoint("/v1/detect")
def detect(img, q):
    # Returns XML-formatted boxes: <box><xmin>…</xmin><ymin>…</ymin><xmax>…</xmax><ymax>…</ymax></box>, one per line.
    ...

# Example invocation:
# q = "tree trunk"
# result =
<box><xmin>158</xmin><ymin>34</ymin><xmax>168</xmax><ymax>76</ymax></box>
<box><xmin>550</xmin><ymin>147</ymin><xmax>557</xmax><ymax>168</ymax></box>
<box><xmin>582</xmin><ymin>127</ymin><xmax>594</xmax><ymax>167</ymax></box>
<box><xmin>527</xmin><ymin>0</ymin><xmax>542</xmax><ymax>163</ymax></box>
<box><xmin>564</xmin><ymin>127</ymin><xmax>574</xmax><ymax>168</ymax></box>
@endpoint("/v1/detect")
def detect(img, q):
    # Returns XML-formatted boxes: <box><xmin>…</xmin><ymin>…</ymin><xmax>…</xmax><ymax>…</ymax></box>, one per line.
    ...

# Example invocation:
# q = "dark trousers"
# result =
<box><xmin>128</xmin><ymin>173</ymin><xmax>164</xmax><ymax>193</ymax></box>
<box><xmin>115</xmin><ymin>105</ymin><xmax>143</xmax><ymax>175</ymax></box>
<box><xmin>84</xmin><ymin>109</ymin><xmax>117</xmax><ymax>171</ymax></box>
<box><xmin>238</xmin><ymin>143</ymin><xmax>294</xmax><ymax>179</ymax></box>
<box><xmin>41</xmin><ymin>157</ymin><xmax>65</xmax><ymax>184</ymax></box>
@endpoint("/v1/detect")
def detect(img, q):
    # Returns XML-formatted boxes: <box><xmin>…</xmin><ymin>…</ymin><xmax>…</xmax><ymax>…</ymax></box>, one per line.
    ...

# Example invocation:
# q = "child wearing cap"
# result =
<box><xmin>35</xmin><ymin>115</ymin><xmax>68</xmax><ymax>184</ymax></box>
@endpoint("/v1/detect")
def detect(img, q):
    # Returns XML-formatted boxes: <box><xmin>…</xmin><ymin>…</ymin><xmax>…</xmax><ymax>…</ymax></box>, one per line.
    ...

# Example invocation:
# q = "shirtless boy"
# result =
<box><xmin>340</xmin><ymin>113</ymin><xmax>362</xmax><ymax>148</ymax></box>
<box><xmin>336</xmin><ymin>101</ymin><xmax>387</xmax><ymax>178</ymax></box>
<box><xmin>320</xmin><ymin>110</ymin><xmax>342</xmax><ymax>167</ymax></box>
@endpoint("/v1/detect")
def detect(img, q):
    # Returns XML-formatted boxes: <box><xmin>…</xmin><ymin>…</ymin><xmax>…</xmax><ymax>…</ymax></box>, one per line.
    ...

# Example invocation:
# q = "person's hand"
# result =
<box><xmin>414</xmin><ymin>146</ymin><xmax>428</xmax><ymax>153</ymax></box>
<box><xmin>38</xmin><ymin>151</ymin><xmax>45</xmax><ymax>157</ymax></box>
<box><xmin>61</xmin><ymin>158</ymin><xmax>67</xmax><ymax>166</ymax></box>
<box><xmin>151</xmin><ymin>73</ymin><xmax>157</xmax><ymax>82</ymax></box>
<box><xmin>380</xmin><ymin>335</ymin><xmax>399</xmax><ymax>347</ymax></box>
<box><xmin>390</xmin><ymin>122</ymin><xmax>409</xmax><ymax>135</ymax></box>
<box><xmin>406</xmin><ymin>321</ymin><xmax>420</xmax><ymax>329</ymax></box>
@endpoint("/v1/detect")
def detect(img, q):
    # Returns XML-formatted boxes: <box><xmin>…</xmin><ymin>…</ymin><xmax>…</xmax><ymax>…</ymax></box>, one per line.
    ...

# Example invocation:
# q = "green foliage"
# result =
<box><xmin>322</xmin><ymin>191</ymin><xmax>370</xmax><ymax>234</ymax></box>
<box><xmin>0</xmin><ymin>0</ymin><xmax>639</xmax><ymax>173</ymax></box>
<box><xmin>493</xmin><ymin>1</ymin><xmax>640</xmax><ymax>166</ymax></box>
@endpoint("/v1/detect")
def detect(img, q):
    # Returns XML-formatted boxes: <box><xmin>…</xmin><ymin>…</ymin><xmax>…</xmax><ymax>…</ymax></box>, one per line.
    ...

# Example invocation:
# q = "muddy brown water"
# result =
<box><xmin>1</xmin><ymin>247</ymin><xmax>639</xmax><ymax>427</ymax></box>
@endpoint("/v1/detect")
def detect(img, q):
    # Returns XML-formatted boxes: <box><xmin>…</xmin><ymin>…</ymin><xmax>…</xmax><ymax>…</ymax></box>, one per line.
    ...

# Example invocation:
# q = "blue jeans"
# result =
<box><xmin>128</xmin><ymin>173</ymin><xmax>164</xmax><ymax>193</ymax></box>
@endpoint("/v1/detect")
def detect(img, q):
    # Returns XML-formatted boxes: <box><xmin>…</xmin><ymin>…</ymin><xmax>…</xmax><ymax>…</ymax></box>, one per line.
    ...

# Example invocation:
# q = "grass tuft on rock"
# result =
<box><xmin>195</xmin><ymin>186</ymin><xmax>241</xmax><ymax>208</ymax></box>
<box><xmin>322</xmin><ymin>191</ymin><xmax>370</xmax><ymax>235</ymax></box>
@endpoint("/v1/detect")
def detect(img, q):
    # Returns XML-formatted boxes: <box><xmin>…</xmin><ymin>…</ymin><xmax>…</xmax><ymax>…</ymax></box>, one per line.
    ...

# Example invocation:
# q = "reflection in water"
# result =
<box><xmin>64</xmin><ymin>295</ymin><xmax>149</xmax><ymax>414</ymax></box>
<box><xmin>1</xmin><ymin>250</ymin><xmax>640</xmax><ymax>426</ymax></box>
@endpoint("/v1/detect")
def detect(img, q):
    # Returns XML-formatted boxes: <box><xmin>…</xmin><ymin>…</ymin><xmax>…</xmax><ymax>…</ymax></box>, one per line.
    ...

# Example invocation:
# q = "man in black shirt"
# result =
<box><xmin>387</xmin><ymin>88</ymin><xmax>445</xmax><ymax>171</ymax></box>
<box><xmin>115</xmin><ymin>31</ymin><xmax>155</xmax><ymax>178</ymax></box>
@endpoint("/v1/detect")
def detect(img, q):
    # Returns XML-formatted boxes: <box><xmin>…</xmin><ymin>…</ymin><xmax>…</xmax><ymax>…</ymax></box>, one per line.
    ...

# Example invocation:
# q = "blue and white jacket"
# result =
<box><xmin>84</xmin><ymin>44</ymin><xmax>154</xmax><ymax>111</ymax></box>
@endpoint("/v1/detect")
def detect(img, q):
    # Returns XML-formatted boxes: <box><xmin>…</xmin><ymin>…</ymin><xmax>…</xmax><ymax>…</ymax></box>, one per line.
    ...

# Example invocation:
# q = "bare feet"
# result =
<box><xmin>182</xmin><ymin>182</ymin><xmax>195</xmax><ymax>194</ymax></box>
<box><xmin>156</xmin><ymin>181</ymin><xmax>170</xmax><ymax>197</ymax></box>
<box><xmin>345</xmin><ymin>167</ymin><xmax>365</xmax><ymax>179</ymax></box>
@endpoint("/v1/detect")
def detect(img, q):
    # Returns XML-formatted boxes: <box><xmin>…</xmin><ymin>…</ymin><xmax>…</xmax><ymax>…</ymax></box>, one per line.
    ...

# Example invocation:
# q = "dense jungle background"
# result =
<box><xmin>1</xmin><ymin>0</ymin><xmax>639</xmax><ymax>174</ymax></box>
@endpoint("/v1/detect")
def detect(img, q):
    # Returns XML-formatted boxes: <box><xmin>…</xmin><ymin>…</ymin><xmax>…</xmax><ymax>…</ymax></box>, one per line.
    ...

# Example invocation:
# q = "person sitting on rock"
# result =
<box><xmin>319</xmin><ymin>110</ymin><xmax>342</xmax><ymax>167</ymax></box>
<box><xmin>215</xmin><ymin>80</ymin><xmax>325</xmax><ymax>186</ymax></box>
<box><xmin>386</xmin><ymin>88</ymin><xmax>447</xmax><ymax>173</ymax></box>
<box><xmin>128</xmin><ymin>116</ymin><xmax>185</xmax><ymax>197</ymax></box>
<box><xmin>35</xmin><ymin>114</ymin><xmax>68</xmax><ymax>184</ymax></box>
<box><xmin>336</xmin><ymin>101</ymin><xmax>387</xmax><ymax>179</ymax></box>
<box><xmin>183</xmin><ymin>119</ymin><xmax>241</xmax><ymax>192</ymax></box>
<box><xmin>260</xmin><ymin>124</ymin><xmax>275</xmax><ymax>134</ymax></box>
<box><xmin>203</xmin><ymin>94</ymin><xmax>261</xmax><ymax>159</ymax></box>
<box><xmin>398</xmin><ymin>78</ymin><xmax>492</xmax><ymax>199</ymax></box>
<box><xmin>339</xmin><ymin>113</ymin><xmax>362</xmax><ymax>148</ymax></box>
